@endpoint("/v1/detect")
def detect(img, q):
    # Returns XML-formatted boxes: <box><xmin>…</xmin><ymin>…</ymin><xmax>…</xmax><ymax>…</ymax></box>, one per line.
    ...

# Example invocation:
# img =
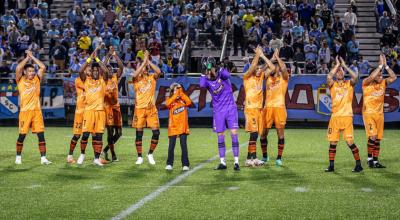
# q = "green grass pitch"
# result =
<box><xmin>0</xmin><ymin>127</ymin><xmax>399</xmax><ymax>219</ymax></box>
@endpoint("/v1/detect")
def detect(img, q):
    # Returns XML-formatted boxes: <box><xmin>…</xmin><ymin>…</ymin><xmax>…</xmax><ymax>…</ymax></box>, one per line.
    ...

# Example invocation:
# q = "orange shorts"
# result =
<box><xmin>327</xmin><ymin>116</ymin><xmax>354</xmax><ymax>142</ymax></box>
<box><xmin>105</xmin><ymin>106</ymin><xmax>123</xmax><ymax>127</ymax></box>
<box><xmin>363</xmin><ymin>113</ymin><xmax>384</xmax><ymax>139</ymax></box>
<box><xmin>82</xmin><ymin>110</ymin><xmax>106</xmax><ymax>133</ymax></box>
<box><xmin>73</xmin><ymin>112</ymin><xmax>84</xmax><ymax>135</ymax></box>
<box><xmin>245</xmin><ymin>108</ymin><xmax>264</xmax><ymax>134</ymax></box>
<box><xmin>19</xmin><ymin>110</ymin><xmax>45</xmax><ymax>134</ymax></box>
<box><xmin>132</xmin><ymin>106</ymin><xmax>160</xmax><ymax>129</ymax></box>
<box><xmin>264</xmin><ymin>107</ymin><xmax>287</xmax><ymax>129</ymax></box>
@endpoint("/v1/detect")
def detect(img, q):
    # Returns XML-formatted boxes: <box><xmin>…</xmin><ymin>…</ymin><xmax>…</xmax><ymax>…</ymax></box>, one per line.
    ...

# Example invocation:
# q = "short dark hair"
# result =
<box><xmin>24</xmin><ymin>64</ymin><xmax>34</xmax><ymax>70</ymax></box>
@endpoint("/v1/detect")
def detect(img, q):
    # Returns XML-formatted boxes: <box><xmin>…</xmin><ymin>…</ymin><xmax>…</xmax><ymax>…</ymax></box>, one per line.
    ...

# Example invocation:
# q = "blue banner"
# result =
<box><xmin>152</xmin><ymin>75</ymin><xmax>400</xmax><ymax>125</ymax></box>
<box><xmin>0</xmin><ymin>84</ymin><xmax>65</xmax><ymax>119</ymax></box>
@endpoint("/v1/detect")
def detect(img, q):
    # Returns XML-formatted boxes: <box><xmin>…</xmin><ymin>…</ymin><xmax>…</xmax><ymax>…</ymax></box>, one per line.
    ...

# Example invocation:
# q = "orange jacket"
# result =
<box><xmin>166</xmin><ymin>88</ymin><xmax>192</xmax><ymax>136</ymax></box>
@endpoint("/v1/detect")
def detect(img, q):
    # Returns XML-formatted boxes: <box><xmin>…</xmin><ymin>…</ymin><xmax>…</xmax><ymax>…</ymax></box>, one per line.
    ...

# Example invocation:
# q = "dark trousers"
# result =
<box><xmin>36</xmin><ymin>30</ymin><xmax>43</xmax><ymax>48</ymax></box>
<box><xmin>167</xmin><ymin>134</ymin><xmax>189</xmax><ymax>167</ymax></box>
<box><xmin>233</xmin><ymin>38</ymin><xmax>245</xmax><ymax>56</ymax></box>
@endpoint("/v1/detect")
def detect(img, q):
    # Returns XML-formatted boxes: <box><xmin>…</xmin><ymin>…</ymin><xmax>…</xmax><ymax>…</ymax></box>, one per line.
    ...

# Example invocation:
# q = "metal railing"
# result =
<box><xmin>385</xmin><ymin>0</ymin><xmax>397</xmax><ymax>16</ymax></box>
<box><xmin>219</xmin><ymin>31</ymin><xmax>229</xmax><ymax>62</ymax></box>
<box><xmin>179</xmin><ymin>34</ymin><xmax>190</xmax><ymax>63</ymax></box>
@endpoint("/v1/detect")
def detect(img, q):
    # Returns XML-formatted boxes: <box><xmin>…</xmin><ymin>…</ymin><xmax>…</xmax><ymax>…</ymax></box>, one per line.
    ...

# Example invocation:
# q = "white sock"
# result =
<box><xmin>41</xmin><ymin>156</ymin><xmax>46</xmax><ymax>160</ymax></box>
<box><xmin>368</xmin><ymin>157</ymin><xmax>373</xmax><ymax>161</ymax></box>
<box><xmin>234</xmin><ymin>157</ymin><xmax>239</xmax><ymax>164</ymax></box>
<box><xmin>220</xmin><ymin>157</ymin><xmax>226</xmax><ymax>165</ymax></box>
<box><xmin>16</xmin><ymin>155</ymin><xmax>21</xmax><ymax>158</ymax></box>
<box><xmin>374</xmin><ymin>160</ymin><xmax>378</xmax><ymax>164</ymax></box>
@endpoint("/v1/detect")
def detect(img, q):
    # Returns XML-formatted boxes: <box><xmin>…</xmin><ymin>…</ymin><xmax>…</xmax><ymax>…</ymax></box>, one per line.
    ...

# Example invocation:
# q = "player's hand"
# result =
<box><xmin>335</xmin><ymin>56</ymin><xmax>340</xmax><ymax>67</ymax></box>
<box><xmin>339</xmin><ymin>57</ymin><xmax>346</xmax><ymax>67</ymax></box>
<box><xmin>91</xmin><ymin>50</ymin><xmax>97</xmax><ymax>59</ymax></box>
<box><xmin>381</xmin><ymin>54</ymin><xmax>387</xmax><ymax>66</ymax></box>
<box><xmin>25</xmin><ymin>50</ymin><xmax>33</xmax><ymax>58</ymax></box>
<box><xmin>273</xmin><ymin>49</ymin><xmax>280</xmax><ymax>59</ymax></box>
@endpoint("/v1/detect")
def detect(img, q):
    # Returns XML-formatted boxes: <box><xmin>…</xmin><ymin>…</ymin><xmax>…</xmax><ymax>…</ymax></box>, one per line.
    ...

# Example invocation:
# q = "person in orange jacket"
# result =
<box><xmin>165</xmin><ymin>83</ymin><xmax>192</xmax><ymax>171</ymax></box>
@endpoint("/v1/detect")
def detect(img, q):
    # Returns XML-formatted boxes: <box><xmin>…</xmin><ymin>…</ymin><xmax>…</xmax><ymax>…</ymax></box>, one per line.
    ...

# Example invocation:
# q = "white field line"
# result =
<box><xmin>111</xmin><ymin>142</ymin><xmax>247</xmax><ymax>220</ymax></box>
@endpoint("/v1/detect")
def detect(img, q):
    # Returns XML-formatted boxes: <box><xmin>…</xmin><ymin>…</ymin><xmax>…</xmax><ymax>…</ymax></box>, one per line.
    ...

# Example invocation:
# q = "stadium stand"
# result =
<box><xmin>0</xmin><ymin>0</ymin><xmax>399</xmax><ymax>83</ymax></box>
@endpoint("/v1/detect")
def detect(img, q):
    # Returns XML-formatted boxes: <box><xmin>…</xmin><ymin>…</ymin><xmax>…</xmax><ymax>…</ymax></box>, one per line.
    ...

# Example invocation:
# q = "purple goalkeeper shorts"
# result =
<box><xmin>213</xmin><ymin>107</ymin><xmax>239</xmax><ymax>133</ymax></box>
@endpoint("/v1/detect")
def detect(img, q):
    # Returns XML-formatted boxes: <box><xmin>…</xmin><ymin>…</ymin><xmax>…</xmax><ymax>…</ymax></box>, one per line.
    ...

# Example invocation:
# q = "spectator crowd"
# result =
<box><xmin>0</xmin><ymin>0</ymin><xmax>399</xmax><ymax>80</ymax></box>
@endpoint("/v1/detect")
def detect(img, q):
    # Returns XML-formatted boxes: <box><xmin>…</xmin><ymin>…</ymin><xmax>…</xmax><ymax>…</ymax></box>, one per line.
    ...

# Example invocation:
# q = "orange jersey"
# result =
<box><xmin>362</xmin><ymin>80</ymin><xmax>386</xmax><ymax>115</ymax></box>
<box><xmin>105</xmin><ymin>74</ymin><xmax>120</xmax><ymax>108</ymax></box>
<box><xmin>330</xmin><ymin>80</ymin><xmax>354</xmax><ymax>117</ymax></box>
<box><xmin>265</xmin><ymin>75</ymin><xmax>288</xmax><ymax>108</ymax></box>
<box><xmin>133</xmin><ymin>74</ymin><xmax>157</xmax><ymax>109</ymax></box>
<box><xmin>166</xmin><ymin>89</ymin><xmax>192</xmax><ymax>136</ymax></box>
<box><xmin>75</xmin><ymin>77</ymin><xmax>86</xmax><ymax>114</ymax></box>
<box><xmin>244</xmin><ymin>73</ymin><xmax>264</xmax><ymax>109</ymax></box>
<box><xmin>17</xmin><ymin>75</ymin><xmax>41</xmax><ymax>112</ymax></box>
<box><xmin>84</xmin><ymin>77</ymin><xmax>106</xmax><ymax>111</ymax></box>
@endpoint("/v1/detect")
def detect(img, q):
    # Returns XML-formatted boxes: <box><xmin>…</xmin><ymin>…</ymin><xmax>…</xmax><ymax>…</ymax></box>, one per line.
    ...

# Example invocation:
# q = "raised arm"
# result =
<box><xmin>79</xmin><ymin>49</ymin><xmax>97</xmax><ymax>81</ymax></box>
<box><xmin>179</xmin><ymin>88</ymin><xmax>193</xmax><ymax>107</ymax></box>
<box><xmin>363</xmin><ymin>54</ymin><xmax>384</xmax><ymax>86</ymax></box>
<box><xmin>340</xmin><ymin>57</ymin><xmax>358</xmax><ymax>86</ymax></box>
<box><xmin>275</xmin><ymin>50</ymin><xmax>288</xmax><ymax>80</ymax></box>
<box><xmin>363</xmin><ymin>67</ymin><xmax>381</xmax><ymax>86</ymax></box>
<box><xmin>165</xmin><ymin>91</ymin><xmax>179</xmax><ymax>108</ymax></box>
<box><xmin>27</xmin><ymin>51</ymin><xmax>46</xmax><ymax>80</ymax></box>
<box><xmin>199</xmin><ymin>73</ymin><xmax>208</xmax><ymax>88</ymax></box>
<box><xmin>220</xmin><ymin>67</ymin><xmax>231</xmax><ymax>80</ymax></box>
<box><xmin>244</xmin><ymin>47</ymin><xmax>262</xmax><ymax>79</ymax></box>
<box><xmin>385</xmin><ymin>65</ymin><xmax>398</xmax><ymax>85</ymax></box>
<box><xmin>327</xmin><ymin>56</ymin><xmax>340</xmax><ymax>87</ymax></box>
<box><xmin>148</xmin><ymin>58</ymin><xmax>162</xmax><ymax>79</ymax></box>
<box><xmin>97</xmin><ymin>57</ymin><xmax>110</xmax><ymax>81</ymax></box>
<box><xmin>260</xmin><ymin>52</ymin><xmax>276</xmax><ymax>77</ymax></box>
<box><xmin>133</xmin><ymin>53</ymin><xmax>148</xmax><ymax>79</ymax></box>
<box><xmin>15</xmin><ymin>54</ymin><xmax>31</xmax><ymax>82</ymax></box>
<box><xmin>114</xmin><ymin>52</ymin><xmax>124</xmax><ymax>78</ymax></box>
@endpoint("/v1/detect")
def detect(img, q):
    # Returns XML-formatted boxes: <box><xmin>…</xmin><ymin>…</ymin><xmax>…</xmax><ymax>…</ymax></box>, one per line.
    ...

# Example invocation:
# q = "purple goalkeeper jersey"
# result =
<box><xmin>199</xmin><ymin>68</ymin><xmax>237</xmax><ymax>113</ymax></box>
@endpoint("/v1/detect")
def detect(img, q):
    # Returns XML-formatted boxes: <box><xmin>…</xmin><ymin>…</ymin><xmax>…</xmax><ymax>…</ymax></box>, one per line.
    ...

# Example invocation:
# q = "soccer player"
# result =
<box><xmin>326</xmin><ymin>56</ymin><xmax>362</xmax><ymax>172</ymax></box>
<box><xmin>260</xmin><ymin>50</ymin><xmax>289</xmax><ymax>166</ymax></box>
<box><xmin>362</xmin><ymin>54</ymin><xmax>397</xmax><ymax>168</ymax></box>
<box><xmin>132</xmin><ymin>51</ymin><xmax>162</xmax><ymax>165</ymax></box>
<box><xmin>76</xmin><ymin>48</ymin><xmax>110</xmax><ymax>166</ymax></box>
<box><xmin>165</xmin><ymin>83</ymin><xmax>192</xmax><ymax>171</ymax></box>
<box><xmin>66</xmin><ymin>68</ymin><xmax>86</xmax><ymax>164</ymax></box>
<box><xmin>14</xmin><ymin>50</ymin><xmax>51</xmax><ymax>165</ymax></box>
<box><xmin>102</xmin><ymin>47</ymin><xmax>124</xmax><ymax>162</ymax></box>
<box><xmin>199</xmin><ymin>58</ymin><xmax>240</xmax><ymax>171</ymax></box>
<box><xmin>243</xmin><ymin>47</ymin><xmax>275</xmax><ymax>167</ymax></box>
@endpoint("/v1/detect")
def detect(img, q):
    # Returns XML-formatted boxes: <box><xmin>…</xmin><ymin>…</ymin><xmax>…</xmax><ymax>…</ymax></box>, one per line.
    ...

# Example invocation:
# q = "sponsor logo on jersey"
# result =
<box><xmin>173</xmin><ymin>106</ymin><xmax>185</xmax><ymax>115</ymax></box>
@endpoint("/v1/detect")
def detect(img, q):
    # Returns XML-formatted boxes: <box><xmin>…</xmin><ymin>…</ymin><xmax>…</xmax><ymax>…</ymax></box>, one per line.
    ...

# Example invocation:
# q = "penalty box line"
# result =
<box><xmin>111</xmin><ymin>142</ymin><xmax>247</xmax><ymax>220</ymax></box>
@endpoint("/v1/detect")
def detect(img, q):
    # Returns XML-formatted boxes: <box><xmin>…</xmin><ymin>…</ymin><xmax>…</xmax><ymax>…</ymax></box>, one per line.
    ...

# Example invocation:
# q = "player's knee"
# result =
<box><xmin>82</xmin><ymin>132</ymin><xmax>90</xmax><ymax>141</ymax></box>
<box><xmin>348</xmin><ymin>143</ymin><xmax>356</xmax><ymax>149</ymax></box>
<box><xmin>95</xmin><ymin>133</ymin><xmax>103</xmax><ymax>140</ymax></box>
<box><xmin>260</xmin><ymin>137</ymin><xmax>267</xmax><ymax>144</ymax></box>
<box><xmin>136</xmin><ymin>130</ymin><xmax>143</xmax><ymax>141</ymax></box>
<box><xmin>368</xmin><ymin>138</ymin><xmax>375</xmax><ymax>145</ymax></box>
<box><xmin>115</xmin><ymin>128</ymin><xmax>122</xmax><ymax>138</ymax></box>
<box><xmin>230</xmin><ymin>129</ymin><xmax>238</xmax><ymax>135</ymax></box>
<box><xmin>278</xmin><ymin>138</ymin><xmax>284</xmax><ymax>145</ymax></box>
<box><xmin>152</xmin><ymin>129</ymin><xmax>160</xmax><ymax>139</ymax></box>
<box><xmin>17</xmin><ymin>134</ymin><xmax>26</xmax><ymax>143</ymax></box>
<box><xmin>250</xmin><ymin>132</ymin><xmax>258</xmax><ymax>141</ymax></box>
<box><xmin>73</xmin><ymin>134</ymin><xmax>81</xmax><ymax>141</ymax></box>
<box><xmin>37</xmin><ymin>132</ymin><xmax>45</xmax><ymax>142</ymax></box>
